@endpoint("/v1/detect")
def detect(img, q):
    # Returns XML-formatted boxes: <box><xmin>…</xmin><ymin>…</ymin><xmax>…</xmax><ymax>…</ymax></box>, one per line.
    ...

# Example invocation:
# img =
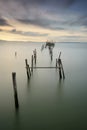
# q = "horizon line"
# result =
<box><xmin>0</xmin><ymin>40</ymin><xmax>87</xmax><ymax>43</ymax></box>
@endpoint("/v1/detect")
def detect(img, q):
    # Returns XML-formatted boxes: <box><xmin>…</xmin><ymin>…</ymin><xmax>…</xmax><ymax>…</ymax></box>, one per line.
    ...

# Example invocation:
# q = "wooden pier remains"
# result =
<box><xmin>10</xmin><ymin>46</ymin><xmax>66</xmax><ymax>113</ymax></box>
<box><xmin>24</xmin><ymin>51</ymin><xmax>65</xmax><ymax>80</ymax></box>
<box><xmin>24</xmin><ymin>48</ymin><xmax>65</xmax><ymax>87</ymax></box>
<box><xmin>29</xmin><ymin>67</ymin><xmax>58</xmax><ymax>69</ymax></box>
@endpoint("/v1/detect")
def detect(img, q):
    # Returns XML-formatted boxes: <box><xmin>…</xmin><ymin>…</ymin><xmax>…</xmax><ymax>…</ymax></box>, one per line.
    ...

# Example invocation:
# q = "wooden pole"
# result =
<box><xmin>25</xmin><ymin>59</ymin><xmax>28</xmax><ymax>67</ymax></box>
<box><xmin>58</xmin><ymin>52</ymin><xmax>61</xmax><ymax>59</ymax></box>
<box><xmin>27</xmin><ymin>64</ymin><xmax>31</xmax><ymax>77</ymax></box>
<box><xmin>31</xmin><ymin>55</ymin><xmax>33</xmax><ymax>72</ymax></box>
<box><xmin>12</xmin><ymin>72</ymin><xmax>19</xmax><ymax>109</ymax></box>
<box><xmin>33</xmin><ymin>49</ymin><xmax>37</xmax><ymax>64</ymax></box>
<box><xmin>51</xmin><ymin>54</ymin><xmax>53</xmax><ymax>61</ymax></box>
<box><xmin>59</xmin><ymin>66</ymin><xmax>62</xmax><ymax>79</ymax></box>
<box><xmin>35</xmin><ymin>53</ymin><xmax>36</xmax><ymax>64</ymax></box>
<box><xmin>56</xmin><ymin>58</ymin><xmax>57</xmax><ymax>68</ymax></box>
<box><xmin>26</xmin><ymin>66</ymin><xmax>30</xmax><ymax>79</ymax></box>
<box><xmin>25</xmin><ymin>59</ymin><xmax>30</xmax><ymax>79</ymax></box>
<box><xmin>58</xmin><ymin>58</ymin><xmax>62</xmax><ymax>79</ymax></box>
<box><xmin>61</xmin><ymin>61</ymin><xmax>65</xmax><ymax>79</ymax></box>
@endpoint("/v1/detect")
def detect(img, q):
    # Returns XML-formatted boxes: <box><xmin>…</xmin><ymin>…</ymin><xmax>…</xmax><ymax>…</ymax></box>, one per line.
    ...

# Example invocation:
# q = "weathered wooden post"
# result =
<box><xmin>26</xmin><ymin>66</ymin><xmax>30</xmax><ymax>79</ymax></box>
<box><xmin>59</xmin><ymin>67</ymin><xmax>62</xmax><ymax>79</ymax></box>
<box><xmin>31</xmin><ymin>55</ymin><xmax>33</xmax><ymax>72</ymax></box>
<box><xmin>35</xmin><ymin>53</ymin><xmax>36</xmax><ymax>64</ymax></box>
<box><xmin>33</xmin><ymin>49</ymin><xmax>37</xmax><ymax>65</ymax></box>
<box><xmin>56</xmin><ymin>58</ymin><xmax>57</xmax><ymax>68</ymax></box>
<box><xmin>27</xmin><ymin>64</ymin><xmax>31</xmax><ymax>77</ymax></box>
<box><xmin>61</xmin><ymin>61</ymin><xmax>65</xmax><ymax>79</ymax></box>
<box><xmin>25</xmin><ymin>59</ymin><xmax>28</xmax><ymax>67</ymax></box>
<box><xmin>51</xmin><ymin>54</ymin><xmax>53</xmax><ymax>61</ymax></box>
<box><xmin>25</xmin><ymin>59</ymin><xmax>30</xmax><ymax>79</ymax></box>
<box><xmin>59</xmin><ymin>52</ymin><xmax>65</xmax><ymax>79</ymax></box>
<box><xmin>59</xmin><ymin>52</ymin><xmax>61</xmax><ymax>59</ymax></box>
<box><xmin>58</xmin><ymin>58</ymin><xmax>62</xmax><ymax>79</ymax></box>
<box><xmin>12</xmin><ymin>72</ymin><xmax>19</xmax><ymax>109</ymax></box>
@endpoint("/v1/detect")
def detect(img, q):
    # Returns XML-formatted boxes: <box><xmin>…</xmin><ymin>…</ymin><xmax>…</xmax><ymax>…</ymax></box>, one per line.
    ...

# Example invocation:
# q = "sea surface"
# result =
<box><xmin>0</xmin><ymin>42</ymin><xmax>87</xmax><ymax>130</ymax></box>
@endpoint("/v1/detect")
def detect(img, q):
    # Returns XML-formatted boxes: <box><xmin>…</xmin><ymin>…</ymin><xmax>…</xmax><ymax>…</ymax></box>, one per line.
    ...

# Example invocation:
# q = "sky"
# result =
<box><xmin>0</xmin><ymin>0</ymin><xmax>87</xmax><ymax>42</ymax></box>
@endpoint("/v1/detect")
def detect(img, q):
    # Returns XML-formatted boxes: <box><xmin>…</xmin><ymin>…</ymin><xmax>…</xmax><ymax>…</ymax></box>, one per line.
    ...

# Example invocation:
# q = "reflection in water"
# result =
<box><xmin>58</xmin><ymin>79</ymin><xmax>65</xmax><ymax>89</ymax></box>
<box><xmin>57</xmin><ymin>79</ymin><xmax>65</xmax><ymax>97</ymax></box>
<box><xmin>26</xmin><ymin>78</ymin><xmax>31</xmax><ymax>92</ymax></box>
<box><xmin>15</xmin><ymin>108</ymin><xmax>19</xmax><ymax>118</ymax></box>
<box><xmin>15</xmin><ymin>51</ymin><xmax>17</xmax><ymax>56</ymax></box>
<box><xmin>49</xmin><ymin>46</ymin><xmax>53</xmax><ymax>62</ymax></box>
<box><xmin>51</xmin><ymin>54</ymin><xmax>53</xmax><ymax>61</ymax></box>
<box><xmin>27</xmin><ymin>79</ymin><xmax>30</xmax><ymax>86</ymax></box>
<box><xmin>14</xmin><ymin>108</ymin><xmax>20</xmax><ymax>129</ymax></box>
<box><xmin>15</xmin><ymin>51</ymin><xmax>17</xmax><ymax>59</ymax></box>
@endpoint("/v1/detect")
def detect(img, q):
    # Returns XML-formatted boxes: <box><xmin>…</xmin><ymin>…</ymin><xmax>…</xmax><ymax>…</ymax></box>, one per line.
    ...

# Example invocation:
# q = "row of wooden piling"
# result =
<box><xmin>12</xmin><ymin>49</ymin><xmax>37</xmax><ymax>109</ymax></box>
<box><xmin>25</xmin><ymin>49</ymin><xmax>37</xmax><ymax>79</ymax></box>
<box><xmin>12</xmin><ymin>49</ymin><xmax>65</xmax><ymax>110</ymax></box>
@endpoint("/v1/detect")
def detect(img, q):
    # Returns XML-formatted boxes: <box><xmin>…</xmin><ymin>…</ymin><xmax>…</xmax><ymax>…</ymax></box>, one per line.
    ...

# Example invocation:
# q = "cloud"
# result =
<box><xmin>0</xmin><ymin>0</ymin><xmax>86</xmax><ymax>20</ymax></box>
<box><xmin>62</xmin><ymin>14</ymin><xmax>87</xmax><ymax>28</ymax></box>
<box><xmin>0</xmin><ymin>29</ymin><xmax>3</xmax><ymax>31</ymax></box>
<box><xmin>10</xmin><ymin>29</ymin><xmax>49</xmax><ymax>37</ymax></box>
<box><xmin>23</xmin><ymin>32</ymin><xmax>49</xmax><ymax>37</ymax></box>
<box><xmin>17</xmin><ymin>19</ymin><xmax>49</xmax><ymax>28</ymax></box>
<box><xmin>0</xmin><ymin>0</ymin><xmax>76</xmax><ymax>8</ymax></box>
<box><xmin>0</xmin><ymin>18</ymin><xmax>11</xmax><ymax>26</ymax></box>
<box><xmin>0</xmin><ymin>0</ymin><xmax>86</xmax><ymax>29</ymax></box>
<box><xmin>0</xmin><ymin>0</ymin><xmax>87</xmax><ymax>39</ymax></box>
<box><xmin>49</xmin><ymin>26</ymin><xmax>65</xmax><ymax>30</ymax></box>
<box><xmin>0</xmin><ymin>0</ymin><xmax>77</xmax><ymax>20</ymax></box>
<box><xmin>17</xmin><ymin>18</ymin><xmax>66</xmax><ymax>31</ymax></box>
<box><xmin>11</xmin><ymin>29</ymin><xmax>16</xmax><ymax>32</ymax></box>
<box><xmin>64</xmin><ymin>0</ymin><xmax>76</xmax><ymax>7</ymax></box>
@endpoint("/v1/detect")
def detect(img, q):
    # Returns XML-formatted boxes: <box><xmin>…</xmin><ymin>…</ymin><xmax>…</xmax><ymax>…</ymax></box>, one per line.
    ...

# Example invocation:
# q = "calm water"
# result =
<box><xmin>0</xmin><ymin>42</ymin><xmax>87</xmax><ymax>130</ymax></box>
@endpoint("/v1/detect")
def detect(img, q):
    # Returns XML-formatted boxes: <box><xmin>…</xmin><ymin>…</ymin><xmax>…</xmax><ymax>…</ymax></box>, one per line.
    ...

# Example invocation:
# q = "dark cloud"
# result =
<box><xmin>0</xmin><ymin>0</ymin><xmax>78</xmax><ymax>20</ymax></box>
<box><xmin>17</xmin><ymin>18</ymin><xmax>66</xmax><ymax>31</ymax></box>
<box><xmin>0</xmin><ymin>0</ymin><xmax>76</xmax><ymax>8</ymax></box>
<box><xmin>10</xmin><ymin>29</ymin><xmax>49</xmax><ymax>37</ymax></box>
<box><xmin>17</xmin><ymin>15</ymin><xmax>87</xmax><ymax>30</ymax></box>
<box><xmin>0</xmin><ymin>0</ymin><xmax>87</xmax><ymax>32</ymax></box>
<box><xmin>62</xmin><ymin>14</ymin><xmax>87</xmax><ymax>27</ymax></box>
<box><xmin>11</xmin><ymin>29</ymin><xmax>16</xmax><ymax>32</ymax></box>
<box><xmin>0</xmin><ymin>18</ymin><xmax>11</xmax><ymax>26</ymax></box>
<box><xmin>50</xmin><ymin>26</ymin><xmax>65</xmax><ymax>30</ymax></box>
<box><xmin>78</xmin><ymin>15</ymin><xmax>87</xmax><ymax>27</ymax></box>
<box><xmin>33</xmin><ymin>0</ymin><xmax>76</xmax><ymax>8</ymax></box>
<box><xmin>65</xmin><ymin>0</ymin><xmax>76</xmax><ymax>7</ymax></box>
<box><xmin>0</xmin><ymin>29</ymin><xmax>3</xmax><ymax>31</ymax></box>
<box><xmin>23</xmin><ymin>32</ymin><xmax>48</xmax><ymax>37</ymax></box>
<box><xmin>17</xmin><ymin>19</ymin><xmax>50</xmax><ymax>28</ymax></box>
<box><xmin>0</xmin><ymin>0</ymin><xmax>86</xmax><ymax>18</ymax></box>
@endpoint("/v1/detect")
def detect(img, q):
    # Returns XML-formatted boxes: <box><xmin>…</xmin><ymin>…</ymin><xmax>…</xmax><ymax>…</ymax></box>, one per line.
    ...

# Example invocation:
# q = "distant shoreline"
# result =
<box><xmin>0</xmin><ymin>40</ymin><xmax>87</xmax><ymax>44</ymax></box>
